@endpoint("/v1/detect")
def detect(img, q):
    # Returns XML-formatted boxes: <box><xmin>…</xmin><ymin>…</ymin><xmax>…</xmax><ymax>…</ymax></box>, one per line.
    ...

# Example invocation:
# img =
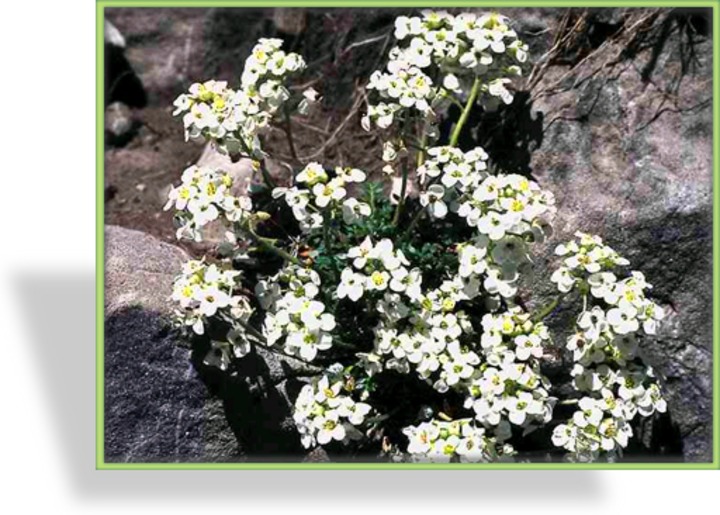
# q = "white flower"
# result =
<box><xmin>572</xmin><ymin>398</ymin><xmax>603</xmax><ymax>428</ymax></box>
<box><xmin>372</xmin><ymin>239</ymin><xmax>407</xmax><ymax>271</ymax></box>
<box><xmin>515</xmin><ymin>334</ymin><xmax>543</xmax><ymax>361</ymax></box>
<box><xmin>296</xmin><ymin>162</ymin><xmax>328</xmax><ymax>186</ymax></box>
<box><xmin>487</xmin><ymin>78</ymin><xmax>513</xmax><ymax>105</ymax></box>
<box><xmin>336</xmin><ymin>167</ymin><xmax>367</xmax><ymax>183</ymax></box>
<box><xmin>598</xmin><ymin>417</ymin><xmax>631</xmax><ymax>451</ymax></box>
<box><xmin>342</xmin><ymin>197</ymin><xmax>371</xmax><ymax>224</ymax></box>
<box><xmin>588</xmin><ymin>272</ymin><xmax>619</xmax><ymax>303</ymax></box>
<box><xmin>313</xmin><ymin>179</ymin><xmax>346</xmax><ymax>207</ymax></box>
<box><xmin>550</xmin><ymin>267</ymin><xmax>576</xmax><ymax>293</ymax></box>
<box><xmin>552</xmin><ymin>424</ymin><xmax>578</xmax><ymax>451</ymax></box>
<box><xmin>197</xmin><ymin>286</ymin><xmax>231</xmax><ymax>317</ymax></box>
<box><xmin>641</xmin><ymin>302</ymin><xmax>665</xmax><ymax>335</ymax></box>
<box><xmin>606</xmin><ymin>305</ymin><xmax>639</xmax><ymax>335</ymax></box>
<box><xmin>443</xmin><ymin>73</ymin><xmax>461</xmax><ymax>92</ymax></box>
<box><xmin>337</xmin><ymin>268</ymin><xmax>365</xmax><ymax>302</ymax></box>
<box><xmin>477</xmin><ymin>211</ymin><xmax>507</xmax><ymax>240</ymax></box>
<box><xmin>420</xmin><ymin>184</ymin><xmax>448</xmax><ymax>218</ymax></box>
<box><xmin>458</xmin><ymin>244</ymin><xmax>488</xmax><ymax>277</ymax></box>
<box><xmin>315</xmin><ymin>412</ymin><xmax>347</xmax><ymax>445</ymax></box>
<box><xmin>389</xmin><ymin>267</ymin><xmax>423</xmax><ymax>300</ymax></box>
<box><xmin>367</xmin><ymin>270</ymin><xmax>391</xmax><ymax>291</ymax></box>
<box><xmin>507</xmin><ymin>392</ymin><xmax>540</xmax><ymax>425</ymax></box>
<box><xmin>348</xmin><ymin>237</ymin><xmax>374</xmax><ymax>269</ymax></box>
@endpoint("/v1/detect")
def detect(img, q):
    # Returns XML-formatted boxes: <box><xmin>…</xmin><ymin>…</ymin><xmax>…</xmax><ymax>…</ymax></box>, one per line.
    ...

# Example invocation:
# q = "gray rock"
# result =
<box><xmin>105</xmin><ymin>225</ymin><xmax>188</xmax><ymax>316</ymax></box>
<box><xmin>104</xmin><ymin>19</ymin><xmax>126</xmax><ymax>48</ymax></box>
<box><xmin>519</xmin><ymin>11</ymin><xmax>713</xmax><ymax>461</ymax></box>
<box><xmin>105</xmin><ymin>102</ymin><xmax>136</xmax><ymax>146</ymax></box>
<box><xmin>104</xmin><ymin>225</ymin><xmax>321</xmax><ymax>462</ymax></box>
<box><xmin>104</xmin><ymin>225</ymin><xmax>240</xmax><ymax>462</ymax></box>
<box><xmin>104</xmin><ymin>18</ymin><xmax>146</xmax><ymax>107</ymax></box>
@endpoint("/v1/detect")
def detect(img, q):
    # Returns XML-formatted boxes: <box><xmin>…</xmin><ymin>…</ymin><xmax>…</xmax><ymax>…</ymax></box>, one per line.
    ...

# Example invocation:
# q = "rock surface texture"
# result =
<box><xmin>104</xmin><ymin>225</ymin><xmax>240</xmax><ymax>462</ymax></box>
<box><xmin>517</xmin><ymin>9</ymin><xmax>713</xmax><ymax>462</ymax></box>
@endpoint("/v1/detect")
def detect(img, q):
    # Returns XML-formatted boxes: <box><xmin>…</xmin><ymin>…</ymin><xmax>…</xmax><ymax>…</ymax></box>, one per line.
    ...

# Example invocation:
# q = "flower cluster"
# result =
<box><xmin>171</xmin><ymin>259</ymin><xmax>252</xmax><ymax>336</ymax></box>
<box><xmin>549</xmin><ymin>233</ymin><xmax>667</xmax><ymax>460</ymax></box>
<box><xmin>415</xmin><ymin>146</ymin><xmax>555</xmax><ymax>302</ymax></box>
<box><xmin>164</xmin><ymin>19</ymin><xmax>670</xmax><ymax>464</ymax></box>
<box><xmin>273</xmin><ymin>163</ymin><xmax>370</xmax><ymax>232</ymax></box>
<box><xmin>173</xmin><ymin>39</ymin><xmax>307</xmax><ymax>156</ymax></box>
<box><xmin>403</xmin><ymin>418</ymin><xmax>515</xmax><ymax>463</ymax></box>
<box><xmin>164</xmin><ymin>164</ymin><xmax>252</xmax><ymax>241</ymax></box>
<box><xmin>550</xmin><ymin>232</ymin><xmax>630</xmax><ymax>293</ymax></box>
<box><xmin>417</xmin><ymin>145</ymin><xmax>489</xmax><ymax>188</ymax></box>
<box><xmin>363</xmin><ymin>67</ymin><xmax>435</xmax><ymax>130</ymax></box>
<box><xmin>374</xmin><ymin>299</ymin><xmax>480</xmax><ymax>391</ymax></box>
<box><xmin>464</xmin><ymin>308</ymin><xmax>554</xmax><ymax>431</ymax></box>
<box><xmin>293</xmin><ymin>372</ymin><xmax>373</xmax><ymax>448</ymax></box>
<box><xmin>455</xmin><ymin>170</ymin><xmax>555</xmax><ymax>241</ymax></box>
<box><xmin>362</xmin><ymin>10</ymin><xmax>529</xmax><ymax>131</ymax></box>
<box><xmin>256</xmin><ymin>265</ymin><xmax>337</xmax><ymax>361</ymax></box>
<box><xmin>337</xmin><ymin>237</ymin><xmax>418</xmax><ymax>302</ymax></box>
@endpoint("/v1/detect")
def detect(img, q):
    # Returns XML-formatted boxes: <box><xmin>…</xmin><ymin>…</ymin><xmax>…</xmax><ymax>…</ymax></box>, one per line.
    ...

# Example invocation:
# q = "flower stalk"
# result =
<box><xmin>449</xmin><ymin>76</ymin><xmax>481</xmax><ymax>147</ymax></box>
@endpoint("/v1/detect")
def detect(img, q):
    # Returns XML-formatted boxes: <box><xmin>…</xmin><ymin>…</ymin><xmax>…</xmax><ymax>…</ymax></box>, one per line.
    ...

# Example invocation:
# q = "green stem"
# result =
<box><xmin>392</xmin><ymin>156</ymin><xmax>410</xmax><ymax>226</ymax></box>
<box><xmin>323</xmin><ymin>211</ymin><xmax>332</xmax><ymax>252</ymax></box>
<box><xmin>247</xmin><ymin>226</ymin><xmax>300</xmax><ymax>265</ymax></box>
<box><xmin>449</xmin><ymin>77</ymin><xmax>481</xmax><ymax>148</ymax></box>
<box><xmin>401</xmin><ymin>207</ymin><xmax>426</xmax><ymax>241</ymax></box>
<box><xmin>239</xmin><ymin>138</ymin><xmax>276</xmax><ymax>189</ymax></box>
<box><xmin>559</xmin><ymin>399</ymin><xmax>580</xmax><ymax>406</ymax></box>
<box><xmin>283</xmin><ymin>106</ymin><xmax>300</xmax><ymax>163</ymax></box>
<box><xmin>532</xmin><ymin>293</ymin><xmax>567</xmax><ymax>322</ymax></box>
<box><xmin>416</xmin><ymin>129</ymin><xmax>427</xmax><ymax>169</ymax></box>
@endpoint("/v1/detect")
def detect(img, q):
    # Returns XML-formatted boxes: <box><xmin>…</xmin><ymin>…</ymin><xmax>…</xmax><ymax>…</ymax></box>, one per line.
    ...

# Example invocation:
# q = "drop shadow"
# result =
<box><xmin>15</xmin><ymin>270</ymin><xmax>603</xmax><ymax>502</ymax></box>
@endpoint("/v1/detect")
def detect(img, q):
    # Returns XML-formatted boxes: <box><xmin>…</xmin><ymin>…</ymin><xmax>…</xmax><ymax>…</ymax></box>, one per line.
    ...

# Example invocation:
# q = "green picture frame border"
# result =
<box><xmin>96</xmin><ymin>0</ymin><xmax>720</xmax><ymax>470</ymax></box>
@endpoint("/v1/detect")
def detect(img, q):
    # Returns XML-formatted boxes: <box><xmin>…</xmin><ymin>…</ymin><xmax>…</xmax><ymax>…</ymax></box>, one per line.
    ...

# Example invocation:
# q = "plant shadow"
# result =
<box><xmin>15</xmin><ymin>269</ymin><xmax>603</xmax><ymax>502</ymax></box>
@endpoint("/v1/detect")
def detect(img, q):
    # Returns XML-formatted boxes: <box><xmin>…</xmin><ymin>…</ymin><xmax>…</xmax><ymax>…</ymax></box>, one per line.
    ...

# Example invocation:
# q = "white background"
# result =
<box><xmin>0</xmin><ymin>0</ymin><xmax>716</xmax><ymax>512</ymax></box>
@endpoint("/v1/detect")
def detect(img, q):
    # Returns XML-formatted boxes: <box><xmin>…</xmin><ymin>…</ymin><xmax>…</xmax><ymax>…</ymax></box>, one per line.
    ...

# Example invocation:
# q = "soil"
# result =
<box><xmin>104</xmin><ymin>8</ymin><xmax>387</xmax><ymax>256</ymax></box>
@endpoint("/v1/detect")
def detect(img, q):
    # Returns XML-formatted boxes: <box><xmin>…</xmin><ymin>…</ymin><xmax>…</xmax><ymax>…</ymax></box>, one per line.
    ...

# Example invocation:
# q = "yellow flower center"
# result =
<box><xmin>371</xmin><ymin>271</ymin><xmax>386</xmax><ymax>286</ymax></box>
<box><xmin>212</xmin><ymin>96</ymin><xmax>225</xmax><ymax>111</ymax></box>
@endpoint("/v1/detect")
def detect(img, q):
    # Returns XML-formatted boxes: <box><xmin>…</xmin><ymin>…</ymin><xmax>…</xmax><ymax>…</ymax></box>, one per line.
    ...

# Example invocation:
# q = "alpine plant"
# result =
<box><xmin>164</xmin><ymin>11</ymin><xmax>668</xmax><ymax>463</ymax></box>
